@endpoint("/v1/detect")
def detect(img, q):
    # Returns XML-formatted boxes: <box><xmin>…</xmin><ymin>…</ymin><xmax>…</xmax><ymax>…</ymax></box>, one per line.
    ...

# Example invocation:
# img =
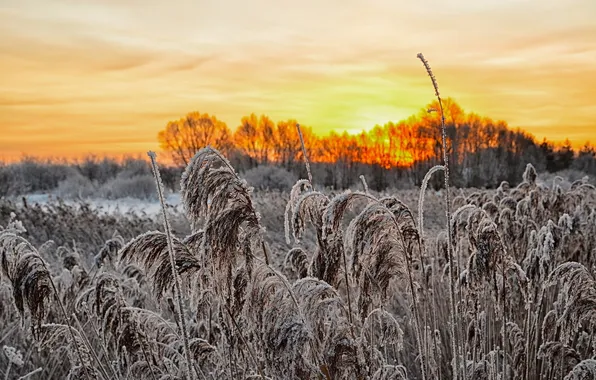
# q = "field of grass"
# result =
<box><xmin>0</xmin><ymin>147</ymin><xmax>595</xmax><ymax>380</ymax></box>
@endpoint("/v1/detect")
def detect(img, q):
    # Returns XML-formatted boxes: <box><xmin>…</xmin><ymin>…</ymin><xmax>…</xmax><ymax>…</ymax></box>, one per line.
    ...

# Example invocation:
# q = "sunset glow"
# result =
<box><xmin>1</xmin><ymin>0</ymin><xmax>595</xmax><ymax>161</ymax></box>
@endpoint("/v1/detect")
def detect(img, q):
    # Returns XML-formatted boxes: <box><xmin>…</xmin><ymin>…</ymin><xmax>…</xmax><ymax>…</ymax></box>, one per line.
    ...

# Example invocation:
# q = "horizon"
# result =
<box><xmin>1</xmin><ymin>0</ymin><xmax>595</xmax><ymax>161</ymax></box>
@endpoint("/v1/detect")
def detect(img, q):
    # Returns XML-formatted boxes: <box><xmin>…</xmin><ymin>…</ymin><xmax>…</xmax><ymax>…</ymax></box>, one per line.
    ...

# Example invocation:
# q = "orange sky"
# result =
<box><xmin>1</xmin><ymin>0</ymin><xmax>595</xmax><ymax>161</ymax></box>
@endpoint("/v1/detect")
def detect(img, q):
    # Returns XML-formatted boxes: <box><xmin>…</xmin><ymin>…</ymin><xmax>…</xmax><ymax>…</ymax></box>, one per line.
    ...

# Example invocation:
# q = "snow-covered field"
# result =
<box><xmin>19</xmin><ymin>193</ymin><xmax>182</xmax><ymax>216</ymax></box>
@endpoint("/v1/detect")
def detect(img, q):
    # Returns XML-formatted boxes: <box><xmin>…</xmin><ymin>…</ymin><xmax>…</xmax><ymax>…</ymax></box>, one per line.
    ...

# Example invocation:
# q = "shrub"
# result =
<box><xmin>99</xmin><ymin>174</ymin><xmax>157</xmax><ymax>200</ymax></box>
<box><xmin>538</xmin><ymin>169</ymin><xmax>594</xmax><ymax>188</ymax></box>
<box><xmin>242</xmin><ymin>165</ymin><xmax>297</xmax><ymax>191</ymax></box>
<box><xmin>0</xmin><ymin>159</ymin><xmax>73</xmax><ymax>196</ymax></box>
<box><xmin>54</xmin><ymin>172</ymin><xmax>96</xmax><ymax>199</ymax></box>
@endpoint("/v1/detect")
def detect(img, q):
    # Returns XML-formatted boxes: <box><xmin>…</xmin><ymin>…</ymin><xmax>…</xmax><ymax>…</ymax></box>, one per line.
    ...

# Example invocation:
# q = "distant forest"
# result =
<box><xmin>158</xmin><ymin>98</ymin><xmax>594</xmax><ymax>190</ymax></box>
<box><xmin>1</xmin><ymin>98</ymin><xmax>594</xmax><ymax>197</ymax></box>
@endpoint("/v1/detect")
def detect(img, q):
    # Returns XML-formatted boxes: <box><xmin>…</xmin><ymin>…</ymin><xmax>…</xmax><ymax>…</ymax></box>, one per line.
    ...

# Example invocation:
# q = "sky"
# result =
<box><xmin>1</xmin><ymin>0</ymin><xmax>595</xmax><ymax>161</ymax></box>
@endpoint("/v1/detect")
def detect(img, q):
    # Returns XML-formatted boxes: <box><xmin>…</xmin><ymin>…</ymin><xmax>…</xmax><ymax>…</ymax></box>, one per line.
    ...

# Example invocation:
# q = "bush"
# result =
<box><xmin>537</xmin><ymin>169</ymin><xmax>594</xmax><ymax>189</ymax></box>
<box><xmin>75</xmin><ymin>156</ymin><xmax>120</xmax><ymax>184</ymax></box>
<box><xmin>99</xmin><ymin>174</ymin><xmax>157</xmax><ymax>200</ymax></box>
<box><xmin>0</xmin><ymin>164</ymin><xmax>14</xmax><ymax>197</ymax></box>
<box><xmin>159</xmin><ymin>165</ymin><xmax>183</xmax><ymax>192</ymax></box>
<box><xmin>242</xmin><ymin>165</ymin><xmax>297</xmax><ymax>191</ymax></box>
<box><xmin>55</xmin><ymin>172</ymin><xmax>97</xmax><ymax>199</ymax></box>
<box><xmin>119</xmin><ymin>157</ymin><xmax>152</xmax><ymax>178</ymax></box>
<box><xmin>0</xmin><ymin>160</ymin><xmax>74</xmax><ymax>196</ymax></box>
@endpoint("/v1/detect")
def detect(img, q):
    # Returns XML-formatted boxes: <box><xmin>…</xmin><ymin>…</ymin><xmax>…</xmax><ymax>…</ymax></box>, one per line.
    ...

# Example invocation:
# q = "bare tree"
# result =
<box><xmin>158</xmin><ymin>112</ymin><xmax>232</xmax><ymax>166</ymax></box>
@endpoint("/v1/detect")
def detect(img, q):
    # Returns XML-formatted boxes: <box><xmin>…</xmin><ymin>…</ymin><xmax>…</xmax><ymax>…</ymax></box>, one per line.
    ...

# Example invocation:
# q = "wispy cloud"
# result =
<box><xmin>0</xmin><ymin>0</ymin><xmax>595</xmax><ymax>160</ymax></box>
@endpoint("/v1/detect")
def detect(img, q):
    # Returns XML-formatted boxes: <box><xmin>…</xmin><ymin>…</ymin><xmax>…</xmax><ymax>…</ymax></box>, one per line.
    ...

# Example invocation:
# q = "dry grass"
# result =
<box><xmin>0</xmin><ymin>148</ymin><xmax>594</xmax><ymax>379</ymax></box>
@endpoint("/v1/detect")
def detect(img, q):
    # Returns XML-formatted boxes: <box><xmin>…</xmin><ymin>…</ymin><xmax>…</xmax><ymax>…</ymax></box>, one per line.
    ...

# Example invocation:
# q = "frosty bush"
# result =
<box><xmin>243</xmin><ymin>165</ymin><xmax>298</xmax><ymax>191</ymax></box>
<box><xmin>99</xmin><ymin>174</ymin><xmax>157</xmax><ymax>200</ymax></box>
<box><xmin>55</xmin><ymin>172</ymin><xmax>96</xmax><ymax>199</ymax></box>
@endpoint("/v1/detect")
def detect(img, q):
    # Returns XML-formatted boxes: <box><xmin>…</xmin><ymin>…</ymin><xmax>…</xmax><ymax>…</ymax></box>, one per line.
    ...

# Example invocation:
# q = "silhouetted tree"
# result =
<box><xmin>573</xmin><ymin>143</ymin><xmax>596</xmax><ymax>174</ymax></box>
<box><xmin>158</xmin><ymin>112</ymin><xmax>232</xmax><ymax>166</ymax></box>
<box><xmin>555</xmin><ymin>139</ymin><xmax>575</xmax><ymax>171</ymax></box>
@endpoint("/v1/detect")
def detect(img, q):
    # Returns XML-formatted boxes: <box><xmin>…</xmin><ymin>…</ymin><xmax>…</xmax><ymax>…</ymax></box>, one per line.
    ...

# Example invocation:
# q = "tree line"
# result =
<box><xmin>158</xmin><ymin>98</ymin><xmax>594</xmax><ymax>191</ymax></box>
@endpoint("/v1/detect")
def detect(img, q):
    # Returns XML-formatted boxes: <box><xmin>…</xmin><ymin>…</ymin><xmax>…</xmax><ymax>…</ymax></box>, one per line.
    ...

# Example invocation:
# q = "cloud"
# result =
<box><xmin>0</xmin><ymin>0</ymin><xmax>594</xmax><ymax>160</ymax></box>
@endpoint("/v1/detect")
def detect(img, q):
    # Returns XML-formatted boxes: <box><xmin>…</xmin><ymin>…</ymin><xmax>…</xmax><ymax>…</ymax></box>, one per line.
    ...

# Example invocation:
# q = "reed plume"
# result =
<box><xmin>119</xmin><ymin>231</ymin><xmax>201</xmax><ymax>298</ymax></box>
<box><xmin>148</xmin><ymin>151</ymin><xmax>193</xmax><ymax>380</ymax></box>
<box><xmin>418</xmin><ymin>52</ymin><xmax>461</xmax><ymax>380</ymax></box>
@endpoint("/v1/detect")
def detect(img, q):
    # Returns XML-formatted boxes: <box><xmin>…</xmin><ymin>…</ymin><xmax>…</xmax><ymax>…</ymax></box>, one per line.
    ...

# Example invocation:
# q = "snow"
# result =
<box><xmin>17</xmin><ymin>193</ymin><xmax>183</xmax><ymax>216</ymax></box>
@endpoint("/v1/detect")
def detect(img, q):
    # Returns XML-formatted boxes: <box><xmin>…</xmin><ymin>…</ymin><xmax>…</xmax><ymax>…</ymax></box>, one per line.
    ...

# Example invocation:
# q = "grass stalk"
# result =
<box><xmin>4</xmin><ymin>362</ymin><xmax>11</xmax><ymax>380</ymax></box>
<box><xmin>359</xmin><ymin>175</ymin><xmax>369</xmax><ymax>193</ymax></box>
<box><xmin>296</xmin><ymin>123</ymin><xmax>313</xmax><ymax>186</ymax></box>
<box><xmin>223</xmin><ymin>305</ymin><xmax>265</xmax><ymax>379</ymax></box>
<box><xmin>417</xmin><ymin>52</ymin><xmax>462</xmax><ymax>380</ymax></box>
<box><xmin>341</xmin><ymin>247</ymin><xmax>355</xmax><ymax>335</ymax></box>
<box><xmin>71</xmin><ymin>312</ymin><xmax>117</xmax><ymax>380</ymax></box>
<box><xmin>148</xmin><ymin>151</ymin><xmax>194</xmax><ymax>380</ymax></box>
<box><xmin>418</xmin><ymin>164</ymin><xmax>445</xmax><ymax>376</ymax></box>
<box><xmin>17</xmin><ymin>368</ymin><xmax>43</xmax><ymax>380</ymax></box>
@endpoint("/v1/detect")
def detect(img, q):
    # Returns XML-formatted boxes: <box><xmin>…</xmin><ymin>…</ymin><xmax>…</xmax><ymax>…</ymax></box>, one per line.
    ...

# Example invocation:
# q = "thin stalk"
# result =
<box><xmin>72</xmin><ymin>313</ymin><xmax>117</xmax><ymax>380</ymax></box>
<box><xmin>208</xmin><ymin>308</ymin><xmax>213</xmax><ymax>344</ymax></box>
<box><xmin>431</xmin><ymin>250</ymin><xmax>446</xmax><ymax>380</ymax></box>
<box><xmin>0</xmin><ymin>326</ymin><xmax>16</xmax><ymax>346</ymax></box>
<box><xmin>226</xmin><ymin>343</ymin><xmax>234</xmax><ymax>379</ymax></box>
<box><xmin>296</xmin><ymin>123</ymin><xmax>313</xmax><ymax>186</ymax></box>
<box><xmin>4</xmin><ymin>362</ymin><xmax>11</xmax><ymax>380</ymax></box>
<box><xmin>224</xmin><ymin>305</ymin><xmax>265</xmax><ymax>379</ymax></box>
<box><xmin>405</xmin><ymin>256</ymin><xmax>427</xmax><ymax>380</ymax></box>
<box><xmin>17</xmin><ymin>368</ymin><xmax>43</xmax><ymax>380</ymax></box>
<box><xmin>84</xmin><ymin>310</ymin><xmax>119</xmax><ymax>369</ymax></box>
<box><xmin>417</xmin><ymin>164</ymin><xmax>445</xmax><ymax>377</ymax></box>
<box><xmin>417</xmin><ymin>52</ymin><xmax>462</xmax><ymax>380</ymax></box>
<box><xmin>472</xmin><ymin>307</ymin><xmax>478</xmax><ymax>375</ymax></box>
<box><xmin>194</xmin><ymin>361</ymin><xmax>210</xmax><ymax>380</ymax></box>
<box><xmin>530</xmin><ymin>284</ymin><xmax>544</xmax><ymax>379</ymax></box>
<box><xmin>260</xmin><ymin>241</ymin><xmax>270</xmax><ymax>267</ymax></box>
<box><xmin>46</xmin><ymin>355</ymin><xmax>59</xmax><ymax>379</ymax></box>
<box><xmin>148</xmin><ymin>151</ymin><xmax>194</xmax><ymax>380</ymax></box>
<box><xmin>341</xmin><ymin>247</ymin><xmax>355</xmax><ymax>335</ymax></box>
<box><xmin>132</xmin><ymin>319</ymin><xmax>159</xmax><ymax>380</ymax></box>
<box><xmin>587</xmin><ymin>322</ymin><xmax>595</xmax><ymax>359</ymax></box>
<box><xmin>359</xmin><ymin>175</ymin><xmax>369</xmax><ymax>194</ymax></box>
<box><xmin>418</xmin><ymin>165</ymin><xmax>445</xmax><ymax>242</ymax></box>
<box><xmin>501</xmin><ymin>263</ymin><xmax>507</xmax><ymax>379</ymax></box>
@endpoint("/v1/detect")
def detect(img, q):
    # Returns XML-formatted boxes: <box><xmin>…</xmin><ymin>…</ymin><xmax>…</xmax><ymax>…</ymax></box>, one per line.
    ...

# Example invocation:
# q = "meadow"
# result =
<box><xmin>0</xmin><ymin>144</ymin><xmax>594</xmax><ymax>380</ymax></box>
